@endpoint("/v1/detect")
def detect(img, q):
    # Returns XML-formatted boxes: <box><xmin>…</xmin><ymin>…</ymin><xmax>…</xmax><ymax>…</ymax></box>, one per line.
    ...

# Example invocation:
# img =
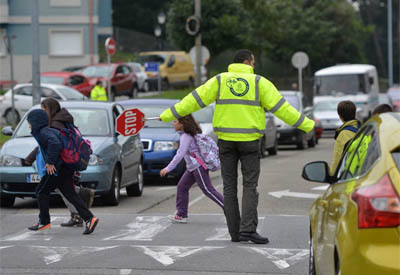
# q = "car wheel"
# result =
<box><xmin>308</xmin><ymin>133</ymin><xmax>316</xmax><ymax>148</ymax></box>
<box><xmin>259</xmin><ymin>136</ymin><xmax>266</xmax><ymax>158</ymax></box>
<box><xmin>102</xmin><ymin>166</ymin><xmax>121</xmax><ymax>206</ymax></box>
<box><xmin>267</xmin><ymin>138</ymin><xmax>278</xmax><ymax>156</ymax></box>
<box><xmin>5</xmin><ymin>109</ymin><xmax>20</xmax><ymax>125</ymax></box>
<box><xmin>189</xmin><ymin>77</ymin><xmax>195</xmax><ymax>87</ymax></box>
<box><xmin>309</xmin><ymin>230</ymin><xmax>316</xmax><ymax>275</ymax></box>
<box><xmin>130</xmin><ymin>84</ymin><xmax>139</xmax><ymax>98</ymax></box>
<box><xmin>297</xmin><ymin>133</ymin><xmax>307</xmax><ymax>150</ymax></box>
<box><xmin>0</xmin><ymin>193</ymin><xmax>15</xmax><ymax>207</ymax></box>
<box><xmin>162</xmin><ymin>78</ymin><xmax>169</xmax><ymax>91</ymax></box>
<box><xmin>142</xmin><ymin>81</ymin><xmax>149</xmax><ymax>93</ymax></box>
<box><xmin>110</xmin><ymin>87</ymin><xmax>116</xmax><ymax>102</ymax></box>
<box><xmin>126</xmin><ymin>163</ymin><xmax>144</xmax><ymax>197</ymax></box>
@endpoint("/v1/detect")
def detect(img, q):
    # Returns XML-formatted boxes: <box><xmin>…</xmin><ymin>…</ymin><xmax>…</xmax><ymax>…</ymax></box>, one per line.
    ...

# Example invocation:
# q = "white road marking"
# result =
<box><xmin>103</xmin><ymin>216</ymin><xmax>170</xmax><ymax>241</ymax></box>
<box><xmin>268</xmin><ymin>189</ymin><xmax>320</xmax><ymax>199</ymax></box>
<box><xmin>30</xmin><ymin>245</ymin><xmax>118</xmax><ymax>265</ymax></box>
<box><xmin>312</xmin><ymin>185</ymin><xmax>329</xmax><ymax>191</ymax></box>
<box><xmin>205</xmin><ymin>227</ymin><xmax>230</xmax><ymax>241</ymax></box>
<box><xmin>243</xmin><ymin>247</ymin><xmax>308</xmax><ymax>269</ymax></box>
<box><xmin>0</xmin><ymin>246</ymin><xmax>13</xmax><ymax>250</ymax></box>
<box><xmin>155</xmin><ymin>186</ymin><xmax>177</xmax><ymax>191</ymax></box>
<box><xmin>120</xmin><ymin>269</ymin><xmax>132</xmax><ymax>275</ymax></box>
<box><xmin>133</xmin><ymin>245</ymin><xmax>224</xmax><ymax>266</ymax></box>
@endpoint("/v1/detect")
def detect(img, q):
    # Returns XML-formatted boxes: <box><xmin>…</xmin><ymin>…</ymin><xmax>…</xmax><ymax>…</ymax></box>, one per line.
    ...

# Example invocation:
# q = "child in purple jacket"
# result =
<box><xmin>160</xmin><ymin>114</ymin><xmax>224</xmax><ymax>223</ymax></box>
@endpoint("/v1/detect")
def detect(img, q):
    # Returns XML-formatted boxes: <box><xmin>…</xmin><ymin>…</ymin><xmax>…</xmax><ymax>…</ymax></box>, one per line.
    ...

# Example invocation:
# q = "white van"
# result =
<box><xmin>314</xmin><ymin>64</ymin><xmax>380</xmax><ymax>118</ymax></box>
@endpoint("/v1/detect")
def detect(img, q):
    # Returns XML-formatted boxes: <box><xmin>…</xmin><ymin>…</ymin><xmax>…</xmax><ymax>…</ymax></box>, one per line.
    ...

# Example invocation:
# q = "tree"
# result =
<box><xmin>166</xmin><ymin>0</ymin><xmax>247</xmax><ymax>56</ymax></box>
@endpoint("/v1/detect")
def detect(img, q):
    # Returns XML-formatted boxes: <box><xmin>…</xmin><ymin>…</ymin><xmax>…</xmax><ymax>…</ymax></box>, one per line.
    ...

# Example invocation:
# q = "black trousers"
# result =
<box><xmin>35</xmin><ymin>166</ymin><xmax>93</xmax><ymax>225</ymax></box>
<box><xmin>218</xmin><ymin>139</ymin><xmax>260</xmax><ymax>239</ymax></box>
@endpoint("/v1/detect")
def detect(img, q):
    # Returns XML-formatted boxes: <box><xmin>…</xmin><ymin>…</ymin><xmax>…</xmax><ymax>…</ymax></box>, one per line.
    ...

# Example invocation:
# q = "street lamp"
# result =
<box><xmin>154</xmin><ymin>25</ymin><xmax>162</xmax><ymax>50</ymax></box>
<box><xmin>158</xmin><ymin>11</ymin><xmax>166</xmax><ymax>25</ymax></box>
<box><xmin>156</xmin><ymin>11</ymin><xmax>166</xmax><ymax>50</ymax></box>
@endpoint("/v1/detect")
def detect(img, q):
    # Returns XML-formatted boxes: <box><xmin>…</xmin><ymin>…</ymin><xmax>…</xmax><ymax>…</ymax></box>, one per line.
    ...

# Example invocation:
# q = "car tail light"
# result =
<box><xmin>351</xmin><ymin>174</ymin><xmax>400</xmax><ymax>228</ymax></box>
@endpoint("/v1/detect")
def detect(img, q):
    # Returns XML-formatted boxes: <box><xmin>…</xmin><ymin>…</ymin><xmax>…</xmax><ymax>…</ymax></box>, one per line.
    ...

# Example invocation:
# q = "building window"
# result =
<box><xmin>50</xmin><ymin>0</ymin><xmax>81</xmax><ymax>7</ymax></box>
<box><xmin>49</xmin><ymin>29</ymin><xmax>83</xmax><ymax>56</ymax></box>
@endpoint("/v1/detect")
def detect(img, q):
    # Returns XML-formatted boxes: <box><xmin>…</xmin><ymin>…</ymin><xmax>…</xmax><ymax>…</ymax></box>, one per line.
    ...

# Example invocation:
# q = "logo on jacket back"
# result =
<box><xmin>226</xmin><ymin>77</ymin><xmax>249</xmax><ymax>97</ymax></box>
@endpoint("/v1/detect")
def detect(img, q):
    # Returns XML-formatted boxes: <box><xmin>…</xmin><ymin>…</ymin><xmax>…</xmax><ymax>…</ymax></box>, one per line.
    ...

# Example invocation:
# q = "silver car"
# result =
<box><xmin>0</xmin><ymin>83</ymin><xmax>87</xmax><ymax>125</ymax></box>
<box><xmin>127</xmin><ymin>62</ymin><xmax>149</xmax><ymax>92</ymax></box>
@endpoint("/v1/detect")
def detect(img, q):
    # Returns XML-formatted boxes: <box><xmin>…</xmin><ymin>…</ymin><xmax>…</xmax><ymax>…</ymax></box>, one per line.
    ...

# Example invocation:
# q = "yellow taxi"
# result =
<box><xmin>302</xmin><ymin>112</ymin><xmax>400</xmax><ymax>275</ymax></box>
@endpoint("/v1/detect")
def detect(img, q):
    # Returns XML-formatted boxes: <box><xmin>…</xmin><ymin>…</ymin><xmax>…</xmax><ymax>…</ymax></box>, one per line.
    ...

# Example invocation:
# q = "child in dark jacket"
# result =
<box><xmin>27</xmin><ymin>109</ymin><xmax>99</xmax><ymax>234</ymax></box>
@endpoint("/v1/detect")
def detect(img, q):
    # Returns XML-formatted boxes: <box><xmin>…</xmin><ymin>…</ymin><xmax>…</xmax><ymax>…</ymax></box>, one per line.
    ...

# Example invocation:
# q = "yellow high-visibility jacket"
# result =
<box><xmin>160</xmin><ymin>63</ymin><xmax>314</xmax><ymax>141</ymax></box>
<box><xmin>90</xmin><ymin>85</ymin><xmax>108</xmax><ymax>101</ymax></box>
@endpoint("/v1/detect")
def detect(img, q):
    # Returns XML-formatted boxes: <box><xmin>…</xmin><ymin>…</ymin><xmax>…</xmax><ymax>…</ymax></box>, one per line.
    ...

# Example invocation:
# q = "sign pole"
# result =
<box><xmin>298</xmin><ymin>68</ymin><xmax>303</xmax><ymax>93</ymax></box>
<box><xmin>107</xmin><ymin>53</ymin><xmax>111</xmax><ymax>101</ymax></box>
<box><xmin>194</xmin><ymin>0</ymin><xmax>202</xmax><ymax>87</ymax></box>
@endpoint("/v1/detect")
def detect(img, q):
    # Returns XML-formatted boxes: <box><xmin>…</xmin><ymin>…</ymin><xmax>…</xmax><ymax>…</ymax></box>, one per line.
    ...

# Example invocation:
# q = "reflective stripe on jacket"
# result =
<box><xmin>90</xmin><ymin>85</ymin><xmax>108</xmax><ymax>101</ymax></box>
<box><xmin>160</xmin><ymin>63</ymin><xmax>315</xmax><ymax>141</ymax></box>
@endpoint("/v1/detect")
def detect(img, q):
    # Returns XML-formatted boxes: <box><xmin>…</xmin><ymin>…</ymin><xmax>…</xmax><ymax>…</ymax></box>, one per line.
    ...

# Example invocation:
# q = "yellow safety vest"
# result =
<box><xmin>160</xmin><ymin>63</ymin><xmax>314</xmax><ymax>141</ymax></box>
<box><xmin>90</xmin><ymin>85</ymin><xmax>108</xmax><ymax>101</ymax></box>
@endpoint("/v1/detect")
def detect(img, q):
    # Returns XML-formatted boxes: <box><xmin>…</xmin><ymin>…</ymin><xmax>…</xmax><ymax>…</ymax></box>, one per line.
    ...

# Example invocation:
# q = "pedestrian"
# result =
<box><xmin>90</xmin><ymin>80</ymin><xmax>108</xmax><ymax>101</ymax></box>
<box><xmin>330</xmin><ymin>101</ymin><xmax>361</xmax><ymax>176</ymax></box>
<box><xmin>25</xmin><ymin>98</ymin><xmax>95</xmax><ymax>227</ymax></box>
<box><xmin>159</xmin><ymin>49</ymin><xmax>314</xmax><ymax>244</ymax></box>
<box><xmin>160</xmin><ymin>115</ymin><xmax>224</xmax><ymax>223</ymax></box>
<box><xmin>372</xmin><ymin>103</ymin><xmax>393</xmax><ymax>115</ymax></box>
<box><xmin>291</xmin><ymin>82</ymin><xmax>298</xmax><ymax>90</ymax></box>
<box><xmin>26</xmin><ymin>109</ymin><xmax>99</xmax><ymax>234</ymax></box>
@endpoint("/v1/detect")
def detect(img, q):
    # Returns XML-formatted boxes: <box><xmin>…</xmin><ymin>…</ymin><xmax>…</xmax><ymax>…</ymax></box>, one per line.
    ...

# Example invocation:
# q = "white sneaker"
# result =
<box><xmin>168</xmin><ymin>215</ymin><xmax>188</xmax><ymax>223</ymax></box>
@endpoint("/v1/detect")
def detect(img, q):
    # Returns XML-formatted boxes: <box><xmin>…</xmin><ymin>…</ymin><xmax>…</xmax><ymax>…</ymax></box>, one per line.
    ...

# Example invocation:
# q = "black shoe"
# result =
<box><xmin>61</xmin><ymin>214</ymin><xmax>84</xmax><ymax>227</ymax></box>
<box><xmin>28</xmin><ymin>223</ymin><xmax>51</xmax><ymax>231</ymax></box>
<box><xmin>239</xmin><ymin>232</ymin><xmax>269</xmax><ymax>244</ymax></box>
<box><xmin>231</xmin><ymin>237</ymin><xmax>240</xmax><ymax>242</ymax></box>
<box><xmin>83</xmin><ymin>217</ymin><xmax>99</xmax><ymax>235</ymax></box>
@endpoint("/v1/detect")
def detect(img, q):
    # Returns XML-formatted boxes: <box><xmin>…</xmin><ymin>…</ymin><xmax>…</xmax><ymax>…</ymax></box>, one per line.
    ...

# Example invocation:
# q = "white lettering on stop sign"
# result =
<box><xmin>124</xmin><ymin>110</ymin><xmax>137</xmax><ymax>136</ymax></box>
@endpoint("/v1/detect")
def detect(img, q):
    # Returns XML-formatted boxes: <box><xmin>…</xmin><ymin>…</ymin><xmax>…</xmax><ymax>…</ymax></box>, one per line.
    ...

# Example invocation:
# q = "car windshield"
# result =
<box><xmin>314</xmin><ymin>101</ymin><xmax>339</xmax><ymax>111</ymax></box>
<box><xmin>137</xmin><ymin>54</ymin><xmax>167</xmax><ymax>64</ymax></box>
<box><xmin>14</xmin><ymin>109</ymin><xmax>110</xmax><ymax>137</ymax></box>
<box><xmin>58</xmin><ymin>87</ymin><xmax>85</xmax><ymax>100</ymax></box>
<box><xmin>81</xmin><ymin>65</ymin><xmax>113</xmax><ymax>78</ymax></box>
<box><xmin>315</xmin><ymin>74</ymin><xmax>366</xmax><ymax>95</ymax></box>
<box><xmin>40</xmin><ymin>76</ymin><xmax>64</xmax><ymax>85</ymax></box>
<box><xmin>282</xmin><ymin>94</ymin><xmax>300</xmax><ymax>110</ymax></box>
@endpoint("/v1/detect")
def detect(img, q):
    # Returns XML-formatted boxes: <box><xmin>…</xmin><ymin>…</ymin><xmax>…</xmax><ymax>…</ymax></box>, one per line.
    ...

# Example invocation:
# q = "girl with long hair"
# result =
<box><xmin>160</xmin><ymin>114</ymin><xmax>224</xmax><ymax>223</ymax></box>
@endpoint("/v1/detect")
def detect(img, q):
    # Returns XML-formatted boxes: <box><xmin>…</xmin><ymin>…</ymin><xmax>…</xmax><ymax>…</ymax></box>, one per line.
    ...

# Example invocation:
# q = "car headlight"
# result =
<box><xmin>153</xmin><ymin>141</ymin><xmax>179</xmax><ymax>151</ymax></box>
<box><xmin>88</xmin><ymin>154</ymin><xmax>104</xmax><ymax>166</ymax></box>
<box><xmin>0</xmin><ymin>155</ymin><xmax>23</xmax><ymax>167</ymax></box>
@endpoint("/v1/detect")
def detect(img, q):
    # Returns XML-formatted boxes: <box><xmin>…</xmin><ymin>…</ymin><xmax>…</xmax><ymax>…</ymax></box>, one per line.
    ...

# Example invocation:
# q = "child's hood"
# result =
<box><xmin>27</xmin><ymin>109</ymin><xmax>49</xmax><ymax>133</ymax></box>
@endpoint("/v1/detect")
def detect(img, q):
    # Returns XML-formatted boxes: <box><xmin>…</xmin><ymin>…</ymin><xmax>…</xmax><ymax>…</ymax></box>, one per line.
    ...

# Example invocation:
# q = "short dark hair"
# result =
<box><xmin>337</xmin><ymin>100</ymin><xmax>356</xmax><ymax>121</ymax></box>
<box><xmin>96</xmin><ymin>80</ymin><xmax>103</xmax><ymax>85</ymax></box>
<box><xmin>372</xmin><ymin>104</ymin><xmax>393</xmax><ymax>115</ymax></box>
<box><xmin>233</xmin><ymin>49</ymin><xmax>253</xmax><ymax>63</ymax></box>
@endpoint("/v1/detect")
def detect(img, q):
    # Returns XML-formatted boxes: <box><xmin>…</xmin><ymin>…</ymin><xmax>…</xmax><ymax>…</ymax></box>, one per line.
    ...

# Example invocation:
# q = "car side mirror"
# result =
<box><xmin>302</xmin><ymin>161</ymin><xmax>332</xmax><ymax>183</ymax></box>
<box><xmin>369</xmin><ymin>76</ymin><xmax>374</xmax><ymax>85</ymax></box>
<box><xmin>1</xmin><ymin>126</ymin><xmax>14</xmax><ymax>136</ymax></box>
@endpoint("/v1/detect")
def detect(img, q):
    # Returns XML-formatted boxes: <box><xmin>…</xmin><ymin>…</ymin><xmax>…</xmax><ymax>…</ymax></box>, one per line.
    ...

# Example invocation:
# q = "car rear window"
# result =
<box><xmin>392</xmin><ymin>148</ymin><xmax>400</xmax><ymax>171</ymax></box>
<box><xmin>58</xmin><ymin>87</ymin><xmax>85</xmax><ymax>100</ymax></box>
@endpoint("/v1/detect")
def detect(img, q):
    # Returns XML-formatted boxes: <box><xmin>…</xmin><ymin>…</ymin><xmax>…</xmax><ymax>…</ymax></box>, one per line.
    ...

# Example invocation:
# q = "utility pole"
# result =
<box><xmin>3</xmin><ymin>33</ymin><xmax>16</xmax><ymax>125</ymax></box>
<box><xmin>194</xmin><ymin>0</ymin><xmax>202</xmax><ymax>87</ymax></box>
<box><xmin>32</xmin><ymin>0</ymin><xmax>41</xmax><ymax>105</ymax></box>
<box><xmin>388</xmin><ymin>0</ymin><xmax>393</xmax><ymax>87</ymax></box>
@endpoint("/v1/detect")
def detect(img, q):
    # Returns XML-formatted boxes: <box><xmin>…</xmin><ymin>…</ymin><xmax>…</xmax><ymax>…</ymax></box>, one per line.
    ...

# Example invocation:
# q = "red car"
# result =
<box><xmin>40</xmin><ymin>72</ymin><xmax>92</xmax><ymax>97</ymax></box>
<box><xmin>80</xmin><ymin>63</ymin><xmax>138</xmax><ymax>100</ymax></box>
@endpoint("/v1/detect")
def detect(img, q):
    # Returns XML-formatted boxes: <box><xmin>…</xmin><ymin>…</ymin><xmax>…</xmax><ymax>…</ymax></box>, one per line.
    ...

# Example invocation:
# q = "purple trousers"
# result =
<box><xmin>176</xmin><ymin>166</ymin><xmax>224</xmax><ymax>218</ymax></box>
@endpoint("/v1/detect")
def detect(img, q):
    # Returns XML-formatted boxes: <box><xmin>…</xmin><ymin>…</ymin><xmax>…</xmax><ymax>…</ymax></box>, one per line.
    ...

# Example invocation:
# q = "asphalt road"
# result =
<box><xmin>0</xmin><ymin>138</ymin><xmax>334</xmax><ymax>275</ymax></box>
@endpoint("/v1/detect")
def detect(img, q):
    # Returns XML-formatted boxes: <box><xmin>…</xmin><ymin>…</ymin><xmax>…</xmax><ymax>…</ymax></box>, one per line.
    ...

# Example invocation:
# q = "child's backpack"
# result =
<box><xmin>59</xmin><ymin>123</ymin><xmax>92</xmax><ymax>171</ymax></box>
<box><xmin>191</xmin><ymin>134</ymin><xmax>220</xmax><ymax>172</ymax></box>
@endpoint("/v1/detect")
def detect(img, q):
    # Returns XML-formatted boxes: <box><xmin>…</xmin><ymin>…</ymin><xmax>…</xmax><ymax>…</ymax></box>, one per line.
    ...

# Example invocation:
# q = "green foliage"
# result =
<box><xmin>0</xmin><ymin>90</ymin><xmax>6</xmax><ymax>95</ymax></box>
<box><xmin>166</xmin><ymin>0</ymin><xmax>247</xmax><ymax>56</ymax></box>
<box><xmin>0</xmin><ymin>128</ymin><xmax>11</xmax><ymax>148</ymax></box>
<box><xmin>98</xmin><ymin>44</ymin><xmax>137</xmax><ymax>63</ymax></box>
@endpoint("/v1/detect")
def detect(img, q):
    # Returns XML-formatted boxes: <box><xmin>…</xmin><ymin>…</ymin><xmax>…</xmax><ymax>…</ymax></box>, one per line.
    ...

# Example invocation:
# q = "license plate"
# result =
<box><xmin>27</xmin><ymin>174</ymin><xmax>41</xmax><ymax>183</ymax></box>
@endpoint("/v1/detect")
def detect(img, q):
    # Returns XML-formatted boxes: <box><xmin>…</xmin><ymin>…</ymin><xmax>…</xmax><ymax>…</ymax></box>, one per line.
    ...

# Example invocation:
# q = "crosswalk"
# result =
<box><xmin>0</xmin><ymin>214</ymin><xmax>309</xmax><ymax>272</ymax></box>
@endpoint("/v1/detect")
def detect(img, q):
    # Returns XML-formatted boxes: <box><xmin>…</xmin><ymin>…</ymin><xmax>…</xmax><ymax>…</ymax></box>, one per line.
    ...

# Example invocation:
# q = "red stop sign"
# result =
<box><xmin>116</xmin><ymin>109</ymin><xmax>145</xmax><ymax>136</ymax></box>
<box><xmin>105</xmin><ymin>37</ymin><xmax>116</xmax><ymax>56</ymax></box>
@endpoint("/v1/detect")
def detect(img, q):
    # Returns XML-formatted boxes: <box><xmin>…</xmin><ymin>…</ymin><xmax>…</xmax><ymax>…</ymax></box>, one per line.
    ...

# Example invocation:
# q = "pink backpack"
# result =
<box><xmin>191</xmin><ymin>134</ymin><xmax>220</xmax><ymax>171</ymax></box>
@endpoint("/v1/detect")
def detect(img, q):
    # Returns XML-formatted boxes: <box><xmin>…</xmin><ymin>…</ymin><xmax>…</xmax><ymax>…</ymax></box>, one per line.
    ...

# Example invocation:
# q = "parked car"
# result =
<box><xmin>127</xmin><ymin>62</ymin><xmax>149</xmax><ymax>92</ymax></box>
<box><xmin>41</xmin><ymin>72</ymin><xmax>92</xmax><ymax>96</ymax></box>
<box><xmin>80</xmin><ymin>63</ymin><xmax>138</xmax><ymax>100</ymax></box>
<box><xmin>0</xmin><ymin>101</ymin><xmax>144</xmax><ymax>207</ymax></box>
<box><xmin>62</xmin><ymin>65</ymin><xmax>86</xmax><ymax>72</ymax></box>
<box><xmin>119</xmin><ymin>99</ymin><xmax>215</xmax><ymax>183</ymax></box>
<box><xmin>259</xmin><ymin>111</ymin><xmax>278</xmax><ymax>157</ymax></box>
<box><xmin>274</xmin><ymin>91</ymin><xmax>317</xmax><ymax>149</ymax></box>
<box><xmin>138</xmin><ymin>51</ymin><xmax>195</xmax><ymax>90</ymax></box>
<box><xmin>387</xmin><ymin>86</ymin><xmax>400</xmax><ymax>111</ymax></box>
<box><xmin>0</xmin><ymin>83</ymin><xmax>87</xmax><ymax>125</ymax></box>
<box><xmin>303</xmin><ymin>112</ymin><xmax>400</xmax><ymax>275</ymax></box>
<box><xmin>313</xmin><ymin>97</ymin><xmax>342</xmax><ymax>137</ymax></box>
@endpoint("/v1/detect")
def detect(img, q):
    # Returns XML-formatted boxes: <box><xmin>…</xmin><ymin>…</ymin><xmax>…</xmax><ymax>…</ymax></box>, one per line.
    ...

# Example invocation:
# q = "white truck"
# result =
<box><xmin>313</xmin><ymin>64</ymin><xmax>380</xmax><ymax>120</ymax></box>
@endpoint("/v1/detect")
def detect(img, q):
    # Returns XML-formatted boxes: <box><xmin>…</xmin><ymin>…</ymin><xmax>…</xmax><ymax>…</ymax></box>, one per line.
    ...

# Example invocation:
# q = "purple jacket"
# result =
<box><xmin>166</xmin><ymin>131</ymin><xmax>201</xmax><ymax>172</ymax></box>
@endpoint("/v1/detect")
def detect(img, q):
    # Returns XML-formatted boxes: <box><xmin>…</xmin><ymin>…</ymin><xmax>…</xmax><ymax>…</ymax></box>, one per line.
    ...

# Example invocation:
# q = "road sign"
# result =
<box><xmin>144</xmin><ymin>62</ymin><xmax>160</xmax><ymax>72</ymax></box>
<box><xmin>116</xmin><ymin>109</ymin><xmax>145</xmax><ymax>136</ymax></box>
<box><xmin>189</xmin><ymin>45</ymin><xmax>210</xmax><ymax>65</ymax></box>
<box><xmin>291</xmin><ymin>52</ymin><xmax>309</xmax><ymax>69</ymax></box>
<box><xmin>105</xmin><ymin>37</ymin><xmax>116</xmax><ymax>56</ymax></box>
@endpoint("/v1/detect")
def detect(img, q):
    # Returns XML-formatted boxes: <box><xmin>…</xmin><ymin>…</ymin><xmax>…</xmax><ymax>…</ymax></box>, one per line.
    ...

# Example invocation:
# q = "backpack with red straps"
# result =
<box><xmin>190</xmin><ymin>134</ymin><xmax>220</xmax><ymax>172</ymax></box>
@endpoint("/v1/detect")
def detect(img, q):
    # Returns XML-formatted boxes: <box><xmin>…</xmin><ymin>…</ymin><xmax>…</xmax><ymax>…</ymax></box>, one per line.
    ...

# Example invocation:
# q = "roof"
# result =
<box><xmin>315</xmin><ymin>64</ymin><xmax>377</xmax><ymax>76</ymax></box>
<box><xmin>118</xmin><ymin>99</ymin><xmax>179</xmax><ymax>107</ymax></box>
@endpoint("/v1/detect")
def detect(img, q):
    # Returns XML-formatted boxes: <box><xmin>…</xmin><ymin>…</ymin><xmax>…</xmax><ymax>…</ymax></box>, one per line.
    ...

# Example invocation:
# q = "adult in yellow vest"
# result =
<box><xmin>160</xmin><ymin>49</ymin><xmax>315</xmax><ymax>244</ymax></box>
<box><xmin>90</xmin><ymin>80</ymin><xmax>108</xmax><ymax>101</ymax></box>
